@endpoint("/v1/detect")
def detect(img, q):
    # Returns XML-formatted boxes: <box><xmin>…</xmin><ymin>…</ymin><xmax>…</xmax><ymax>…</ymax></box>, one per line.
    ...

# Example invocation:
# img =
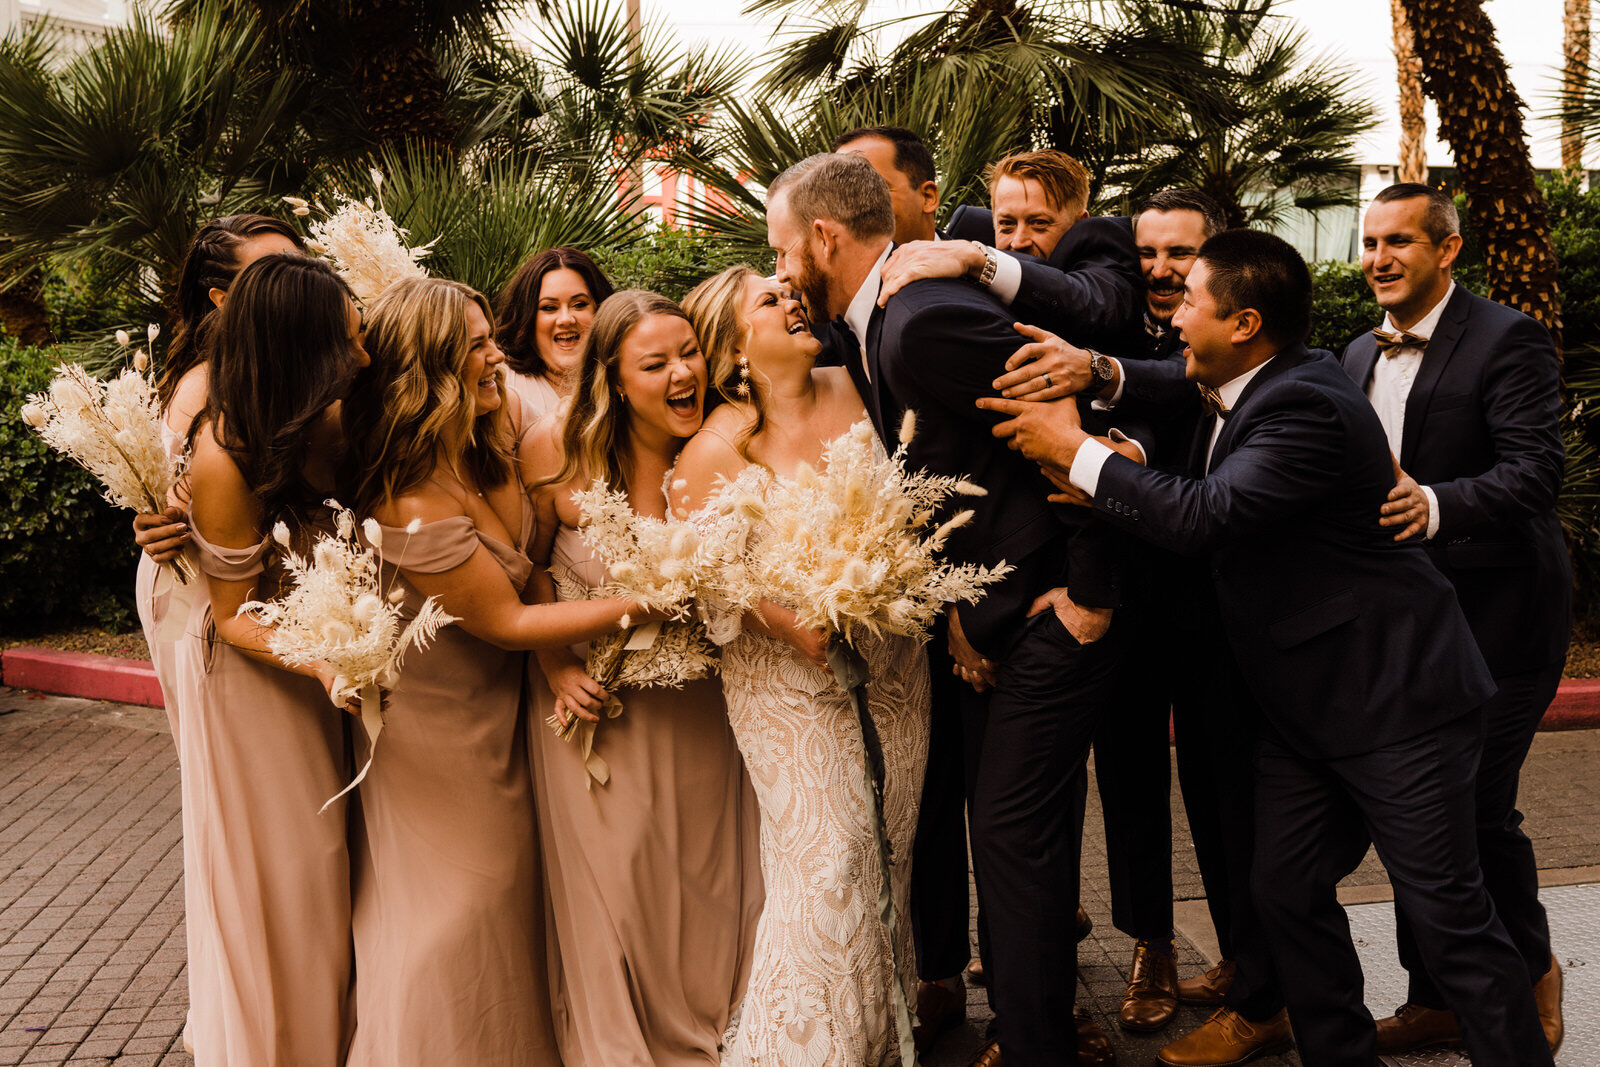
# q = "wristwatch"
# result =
<box><xmin>1088</xmin><ymin>351</ymin><xmax>1116</xmax><ymax>393</ymax></box>
<box><xmin>970</xmin><ymin>241</ymin><xmax>999</xmax><ymax>287</ymax></box>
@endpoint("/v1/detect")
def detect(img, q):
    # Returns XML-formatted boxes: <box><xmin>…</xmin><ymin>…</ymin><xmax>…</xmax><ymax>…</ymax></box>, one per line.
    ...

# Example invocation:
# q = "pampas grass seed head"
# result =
<box><xmin>899</xmin><ymin>409</ymin><xmax>917</xmax><ymax>445</ymax></box>
<box><xmin>362</xmin><ymin>517</ymin><xmax>383</xmax><ymax>548</ymax></box>
<box><xmin>115</xmin><ymin>329</ymin><xmax>130</xmax><ymax>347</ymax></box>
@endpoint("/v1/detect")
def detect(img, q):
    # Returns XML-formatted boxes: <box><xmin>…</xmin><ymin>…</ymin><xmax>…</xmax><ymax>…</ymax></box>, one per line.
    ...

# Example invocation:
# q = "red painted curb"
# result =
<box><xmin>1542</xmin><ymin>677</ymin><xmax>1600</xmax><ymax>731</ymax></box>
<box><xmin>1</xmin><ymin>646</ymin><xmax>164</xmax><ymax>709</ymax></box>
<box><xmin>1</xmin><ymin>645</ymin><xmax>1596</xmax><ymax>728</ymax></box>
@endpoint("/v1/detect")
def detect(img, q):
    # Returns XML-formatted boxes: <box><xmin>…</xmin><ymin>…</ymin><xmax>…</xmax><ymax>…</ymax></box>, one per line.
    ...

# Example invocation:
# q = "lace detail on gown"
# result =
<box><xmin>699</xmin><ymin>463</ymin><xmax>931</xmax><ymax>1067</ymax></box>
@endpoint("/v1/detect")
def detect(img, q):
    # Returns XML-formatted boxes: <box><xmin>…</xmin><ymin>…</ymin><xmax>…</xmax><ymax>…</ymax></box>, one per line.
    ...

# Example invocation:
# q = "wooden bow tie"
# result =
<box><xmin>1373</xmin><ymin>327</ymin><xmax>1427</xmax><ymax>357</ymax></box>
<box><xmin>1197</xmin><ymin>383</ymin><xmax>1229</xmax><ymax>419</ymax></box>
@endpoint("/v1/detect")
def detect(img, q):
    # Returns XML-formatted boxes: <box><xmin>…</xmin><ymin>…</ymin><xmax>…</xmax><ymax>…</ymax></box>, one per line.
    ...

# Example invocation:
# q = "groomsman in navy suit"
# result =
<box><xmin>978</xmin><ymin>229</ymin><xmax>1555</xmax><ymax>1067</ymax></box>
<box><xmin>1342</xmin><ymin>182</ymin><xmax>1569</xmax><ymax>1055</ymax></box>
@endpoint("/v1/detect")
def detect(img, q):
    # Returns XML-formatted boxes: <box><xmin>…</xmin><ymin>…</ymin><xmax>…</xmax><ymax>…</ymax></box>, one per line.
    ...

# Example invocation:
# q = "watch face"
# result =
<box><xmin>1092</xmin><ymin>355</ymin><xmax>1112</xmax><ymax>381</ymax></box>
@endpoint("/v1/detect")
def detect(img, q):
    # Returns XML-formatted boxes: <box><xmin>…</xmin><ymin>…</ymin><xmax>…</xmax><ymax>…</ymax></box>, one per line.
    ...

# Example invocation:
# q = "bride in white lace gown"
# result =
<box><xmin>677</xmin><ymin>268</ymin><xmax>931</xmax><ymax>1066</ymax></box>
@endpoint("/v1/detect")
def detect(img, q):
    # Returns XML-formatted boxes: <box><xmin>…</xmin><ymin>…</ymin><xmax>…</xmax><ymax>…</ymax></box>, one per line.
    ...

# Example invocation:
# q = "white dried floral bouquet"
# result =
<box><xmin>705</xmin><ymin>411</ymin><xmax>1013</xmax><ymax>645</ymax></box>
<box><xmin>543</xmin><ymin>482</ymin><xmax>737</xmax><ymax>787</ymax></box>
<box><xmin>241</xmin><ymin>502</ymin><xmax>456</xmax><ymax>810</ymax></box>
<box><xmin>21</xmin><ymin>326</ymin><xmax>195</xmax><ymax>583</ymax></box>
<box><xmin>286</xmin><ymin>170</ymin><xmax>432</xmax><ymax>307</ymax></box>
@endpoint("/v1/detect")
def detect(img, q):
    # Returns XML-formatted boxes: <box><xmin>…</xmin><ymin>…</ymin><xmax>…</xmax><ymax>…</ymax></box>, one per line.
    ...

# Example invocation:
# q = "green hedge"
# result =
<box><xmin>0</xmin><ymin>336</ymin><xmax>138</xmax><ymax>633</ymax></box>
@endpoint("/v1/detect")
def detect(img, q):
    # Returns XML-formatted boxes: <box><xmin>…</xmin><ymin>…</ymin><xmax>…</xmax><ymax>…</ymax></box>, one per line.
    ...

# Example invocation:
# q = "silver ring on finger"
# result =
<box><xmin>1043</xmin><ymin>372</ymin><xmax>1052</xmax><ymax>388</ymax></box>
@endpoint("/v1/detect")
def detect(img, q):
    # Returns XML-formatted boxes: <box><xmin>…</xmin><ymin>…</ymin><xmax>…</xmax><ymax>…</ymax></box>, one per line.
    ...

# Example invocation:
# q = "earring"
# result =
<box><xmin>616</xmin><ymin>391</ymin><xmax>627</xmax><ymax>405</ymax></box>
<box><xmin>736</xmin><ymin>354</ymin><xmax>751</xmax><ymax>399</ymax></box>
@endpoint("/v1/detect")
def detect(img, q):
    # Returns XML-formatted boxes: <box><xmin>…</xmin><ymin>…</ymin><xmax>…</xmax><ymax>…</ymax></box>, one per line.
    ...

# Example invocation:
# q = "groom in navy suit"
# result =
<box><xmin>765</xmin><ymin>150</ymin><xmax>1142</xmax><ymax>1065</ymax></box>
<box><xmin>978</xmin><ymin>229</ymin><xmax>1554</xmax><ymax>1067</ymax></box>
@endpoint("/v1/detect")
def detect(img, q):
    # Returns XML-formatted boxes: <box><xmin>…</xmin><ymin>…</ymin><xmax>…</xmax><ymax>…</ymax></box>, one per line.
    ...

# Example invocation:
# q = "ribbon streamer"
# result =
<box><xmin>319</xmin><ymin>683</ymin><xmax>384</xmax><ymax>813</ymax></box>
<box><xmin>826</xmin><ymin>638</ymin><xmax>917</xmax><ymax>1067</ymax></box>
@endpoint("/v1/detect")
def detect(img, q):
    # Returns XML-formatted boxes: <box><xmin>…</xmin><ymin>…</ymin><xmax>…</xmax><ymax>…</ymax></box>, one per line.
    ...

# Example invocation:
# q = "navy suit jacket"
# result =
<box><xmin>946</xmin><ymin>204</ymin><xmax>1144</xmax><ymax>353</ymax></box>
<box><xmin>1092</xmin><ymin>346</ymin><xmax>1494</xmax><ymax>758</ymax></box>
<box><xmin>849</xmin><ymin>274</ymin><xmax>1129</xmax><ymax>657</ymax></box>
<box><xmin>1341</xmin><ymin>287</ymin><xmax>1571</xmax><ymax>676</ymax></box>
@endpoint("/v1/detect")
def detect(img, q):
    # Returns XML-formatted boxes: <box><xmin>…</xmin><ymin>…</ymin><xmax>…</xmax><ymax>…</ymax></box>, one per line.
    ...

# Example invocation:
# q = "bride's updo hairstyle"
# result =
<box><xmin>682</xmin><ymin>265</ymin><xmax>766</xmax><ymax>457</ymax></box>
<box><xmin>540</xmin><ymin>288</ymin><xmax>694</xmax><ymax>497</ymax></box>
<box><xmin>344</xmin><ymin>276</ymin><xmax>513</xmax><ymax>516</ymax></box>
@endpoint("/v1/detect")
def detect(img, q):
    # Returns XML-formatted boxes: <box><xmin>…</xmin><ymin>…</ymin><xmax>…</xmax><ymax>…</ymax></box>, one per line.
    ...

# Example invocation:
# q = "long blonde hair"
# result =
<box><xmin>682</xmin><ymin>265</ymin><xmax>764</xmax><ymax>458</ymax></box>
<box><xmin>540</xmin><ymin>288</ymin><xmax>695</xmax><ymax>496</ymax></box>
<box><xmin>344</xmin><ymin>276</ymin><xmax>513</xmax><ymax>514</ymax></box>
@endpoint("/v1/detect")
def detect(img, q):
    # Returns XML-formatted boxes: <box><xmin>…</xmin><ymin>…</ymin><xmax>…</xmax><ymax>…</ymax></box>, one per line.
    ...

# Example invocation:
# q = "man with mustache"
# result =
<box><xmin>979</xmin><ymin>190</ymin><xmax>1294</xmax><ymax>1065</ymax></box>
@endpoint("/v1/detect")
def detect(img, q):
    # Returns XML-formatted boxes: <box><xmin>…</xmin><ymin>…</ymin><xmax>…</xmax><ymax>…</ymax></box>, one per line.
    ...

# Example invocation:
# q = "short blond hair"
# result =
<box><xmin>987</xmin><ymin>150</ymin><xmax>1090</xmax><ymax>215</ymax></box>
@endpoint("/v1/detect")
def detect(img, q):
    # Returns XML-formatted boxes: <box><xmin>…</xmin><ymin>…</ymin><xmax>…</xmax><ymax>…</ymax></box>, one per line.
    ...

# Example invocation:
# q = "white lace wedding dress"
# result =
<box><xmin>704</xmin><ymin>462</ymin><xmax>932</xmax><ymax>1067</ymax></box>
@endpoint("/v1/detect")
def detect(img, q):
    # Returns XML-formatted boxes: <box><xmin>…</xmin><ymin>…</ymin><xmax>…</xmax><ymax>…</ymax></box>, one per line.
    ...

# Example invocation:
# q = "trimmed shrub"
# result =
<box><xmin>0</xmin><ymin>336</ymin><xmax>138</xmax><ymax>633</ymax></box>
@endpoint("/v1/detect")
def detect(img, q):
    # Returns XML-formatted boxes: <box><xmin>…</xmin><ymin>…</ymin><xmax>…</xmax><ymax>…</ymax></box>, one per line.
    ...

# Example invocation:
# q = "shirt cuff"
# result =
<box><xmin>1090</xmin><ymin>358</ymin><xmax>1126</xmax><ymax>410</ymax></box>
<box><xmin>1069</xmin><ymin>437</ymin><xmax>1116</xmax><ymax>496</ymax></box>
<box><xmin>1422</xmin><ymin>485</ymin><xmax>1441</xmax><ymax>540</ymax></box>
<box><xmin>986</xmin><ymin>249</ymin><xmax>1022</xmax><ymax>305</ymax></box>
<box><xmin>1107</xmin><ymin>427</ymin><xmax>1146</xmax><ymax>465</ymax></box>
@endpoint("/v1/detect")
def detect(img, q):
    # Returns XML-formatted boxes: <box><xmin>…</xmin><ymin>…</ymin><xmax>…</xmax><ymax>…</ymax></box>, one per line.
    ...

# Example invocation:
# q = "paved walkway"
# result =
<box><xmin>2</xmin><ymin>687</ymin><xmax>1596</xmax><ymax>1066</ymax></box>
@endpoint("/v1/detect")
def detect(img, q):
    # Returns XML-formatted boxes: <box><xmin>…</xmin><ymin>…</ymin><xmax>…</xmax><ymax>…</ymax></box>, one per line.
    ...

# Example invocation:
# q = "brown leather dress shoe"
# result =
<box><xmin>1373</xmin><ymin>1002</ymin><xmax>1462</xmax><ymax>1053</ymax></box>
<box><xmin>1176</xmin><ymin>959</ymin><xmax>1235</xmax><ymax>1005</ymax></box>
<box><xmin>968</xmin><ymin>1039</ymin><xmax>1003</xmax><ymax>1067</ymax></box>
<box><xmin>1157</xmin><ymin>1008</ymin><xmax>1292</xmax><ymax>1066</ymax></box>
<box><xmin>1075</xmin><ymin>1005</ymin><xmax>1117</xmax><ymax>1065</ymax></box>
<box><xmin>1535</xmin><ymin>953</ymin><xmax>1564</xmax><ymax>1053</ymax></box>
<box><xmin>1077</xmin><ymin>904</ymin><xmax>1093</xmax><ymax>942</ymax></box>
<box><xmin>1119</xmin><ymin>941</ymin><xmax>1179</xmax><ymax>1032</ymax></box>
<box><xmin>966</xmin><ymin>957</ymin><xmax>986</xmax><ymax>985</ymax></box>
<box><xmin>914</xmin><ymin>979</ymin><xmax>965</xmax><ymax>1056</ymax></box>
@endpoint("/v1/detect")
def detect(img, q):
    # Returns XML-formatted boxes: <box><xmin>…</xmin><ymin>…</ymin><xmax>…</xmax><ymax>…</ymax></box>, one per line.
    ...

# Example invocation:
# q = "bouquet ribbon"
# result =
<box><xmin>320</xmin><ymin>684</ymin><xmax>384</xmax><ymax>813</ymax></box>
<box><xmin>826</xmin><ymin>638</ymin><xmax>917</xmax><ymax>1067</ymax></box>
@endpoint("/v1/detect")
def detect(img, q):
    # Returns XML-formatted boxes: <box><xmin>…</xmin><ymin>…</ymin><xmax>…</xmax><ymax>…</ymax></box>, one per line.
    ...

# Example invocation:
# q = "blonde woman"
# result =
<box><xmin>675</xmin><ymin>266</ymin><xmax>931</xmax><ymax>1066</ymax></box>
<box><xmin>340</xmin><ymin>277</ymin><xmax>646</xmax><ymax>1066</ymax></box>
<box><xmin>522</xmin><ymin>289</ymin><xmax>762</xmax><ymax>1067</ymax></box>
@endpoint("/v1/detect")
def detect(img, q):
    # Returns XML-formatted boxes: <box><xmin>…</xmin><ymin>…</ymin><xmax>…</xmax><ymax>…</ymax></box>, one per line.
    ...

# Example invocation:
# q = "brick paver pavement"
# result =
<box><xmin>3</xmin><ymin>686</ymin><xmax>1596</xmax><ymax>1066</ymax></box>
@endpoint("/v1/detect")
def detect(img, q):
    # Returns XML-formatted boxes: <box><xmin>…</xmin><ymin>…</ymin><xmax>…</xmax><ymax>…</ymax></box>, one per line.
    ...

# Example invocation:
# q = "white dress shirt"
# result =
<box><xmin>1068</xmin><ymin>357</ymin><xmax>1276</xmax><ymax>495</ymax></box>
<box><xmin>1368</xmin><ymin>282</ymin><xmax>1452</xmax><ymax>540</ymax></box>
<box><xmin>843</xmin><ymin>242</ymin><xmax>894</xmax><ymax>383</ymax></box>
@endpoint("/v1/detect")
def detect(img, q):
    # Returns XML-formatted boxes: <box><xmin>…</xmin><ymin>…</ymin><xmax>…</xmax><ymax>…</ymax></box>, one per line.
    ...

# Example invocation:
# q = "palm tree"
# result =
<box><xmin>1398</xmin><ymin>0</ymin><xmax>1561</xmax><ymax>340</ymax></box>
<box><xmin>1564</xmin><ymin>0</ymin><xmax>1592</xmax><ymax>171</ymax></box>
<box><xmin>1392</xmin><ymin>0</ymin><xmax>1427</xmax><ymax>183</ymax></box>
<box><xmin>0</xmin><ymin>5</ymin><xmax>304</xmax><ymax>331</ymax></box>
<box><xmin>676</xmin><ymin>0</ymin><xmax>1371</xmax><ymax>251</ymax></box>
<box><xmin>1108</xmin><ymin>9</ymin><xmax>1377</xmax><ymax>227</ymax></box>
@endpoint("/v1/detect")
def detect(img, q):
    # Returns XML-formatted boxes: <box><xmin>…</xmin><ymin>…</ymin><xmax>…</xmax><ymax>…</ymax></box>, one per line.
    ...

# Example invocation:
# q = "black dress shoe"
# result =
<box><xmin>913</xmin><ymin>979</ymin><xmax>965</xmax><ymax>1055</ymax></box>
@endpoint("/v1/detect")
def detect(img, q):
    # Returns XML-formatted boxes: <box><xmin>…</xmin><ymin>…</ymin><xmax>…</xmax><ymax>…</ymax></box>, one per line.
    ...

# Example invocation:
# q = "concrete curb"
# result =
<box><xmin>2</xmin><ymin>646</ymin><xmax>164</xmax><ymax>708</ymax></box>
<box><xmin>4</xmin><ymin>645</ymin><xmax>1598</xmax><ymax>729</ymax></box>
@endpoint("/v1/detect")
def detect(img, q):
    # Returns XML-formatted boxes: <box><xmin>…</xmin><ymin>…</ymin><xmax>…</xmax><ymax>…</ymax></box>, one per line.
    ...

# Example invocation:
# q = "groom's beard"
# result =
<box><xmin>795</xmin><ymin>246</ymin><xmax>832</xmax><ymax>328</ymax></box>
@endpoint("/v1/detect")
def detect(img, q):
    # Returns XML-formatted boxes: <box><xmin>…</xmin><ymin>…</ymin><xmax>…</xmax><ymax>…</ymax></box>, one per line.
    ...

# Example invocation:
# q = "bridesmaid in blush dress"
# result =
<box><xmin>340</xmin><ymin>277</ymin><xmax>650</xmax><ymax>1066</ymax></box>
<box><xmin>174</xmin><ymin>253</ymin><xmax>367</xmax><ymax>1066</ymax></box>
<box><xmin>523</xmin><ymin>290</ymin><xmax>763</xmax><ymax>1067</ymax></box>
<box><xmin>131</xmin><ymin>213</ymin><xmax>305</xmax><ymax>740</ymax></box>
<box><xmin>495</xmin><ymin>247</ymin><xmax>616</xmax><ymax>419</ymax></box>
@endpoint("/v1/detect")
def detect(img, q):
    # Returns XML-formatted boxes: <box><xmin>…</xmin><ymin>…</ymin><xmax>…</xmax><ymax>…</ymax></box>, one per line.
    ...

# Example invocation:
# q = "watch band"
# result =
<box><xmin>972</xmin><ymin>241</ymin><xmax>998</xmax><ymax>288</ymax></box>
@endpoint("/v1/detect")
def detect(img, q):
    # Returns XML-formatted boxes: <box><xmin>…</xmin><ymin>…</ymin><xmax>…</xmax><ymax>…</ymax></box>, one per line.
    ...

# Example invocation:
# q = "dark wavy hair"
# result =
<box><xmin>494</xmin><ymin>247</ymin><xmax>615</xmax><ymax>379</ymax></box>
<box><xmin>199</xmin><ymin>253</ymin><xmax>362</xmax><ymax>528</ymax></box>
<box><xmin>159</xmin><ymin>213</ymin><xmax>303</xmax><ymax>410</ymax></box>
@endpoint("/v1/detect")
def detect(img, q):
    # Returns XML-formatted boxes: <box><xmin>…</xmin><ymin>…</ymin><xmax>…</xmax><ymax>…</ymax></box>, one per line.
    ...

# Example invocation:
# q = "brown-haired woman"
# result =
<box><xmin>677</xmin><ymin>266</ymin><xmax>931</xmax><ymax>1066</ymax></box>
<box><xmin>495</xmin><ymin>246</ymin><xmax>615</xmax><ymax>417</ymax></box>
<box><xmin>132</xmin><ymin>213</ymin><xmax>302</xmax><ymax>737</ymax></box>
<box><xmin>523</xmin><ymin>289</ymin><xmax>762</xmax><ymax>1067</ymax></box>
<box><xmin>177</xmin><ymin>252</ymin><xmax>365</xmax><ymax>1065</ymax></box>
<box><xmin>341</xmin><ymin>276</ymin><xmax>648</xmax><ymax>1066</ymax></box>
